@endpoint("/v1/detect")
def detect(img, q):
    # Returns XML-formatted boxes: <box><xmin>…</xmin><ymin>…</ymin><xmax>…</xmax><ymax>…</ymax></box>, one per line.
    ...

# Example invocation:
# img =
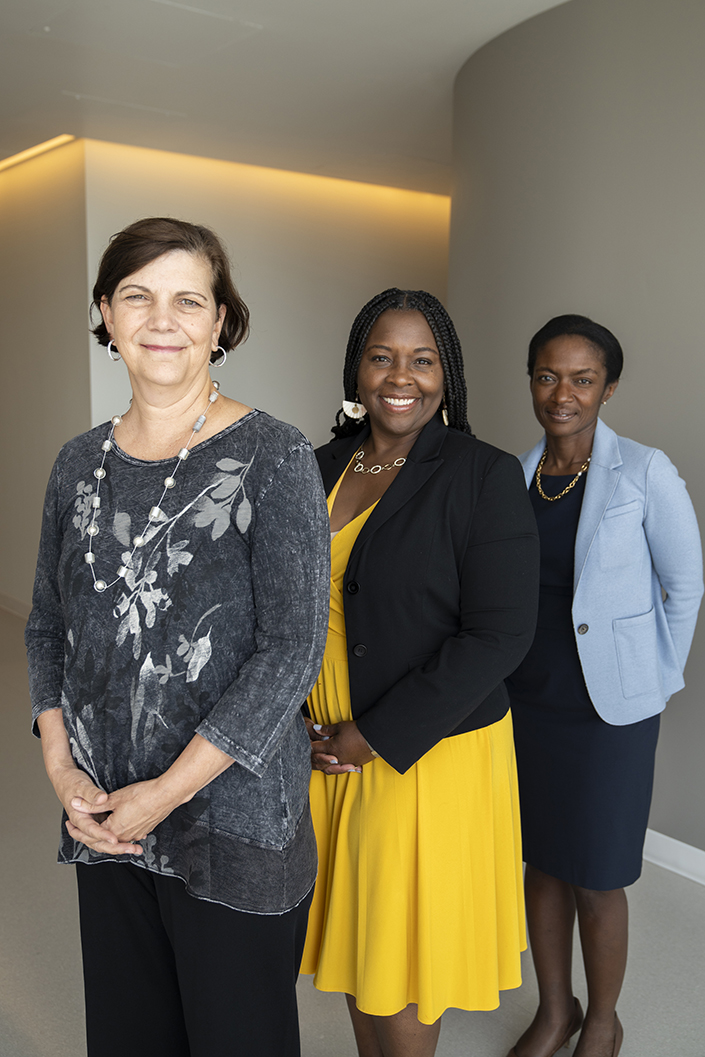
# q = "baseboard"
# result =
<box><xmin>644</xmin><ymin>828</ymin><xmax>705</xmax><ymax>887</ymax></box>
<box><xmin>0</xmin><ymin>593</ymin><xmax>31</xmax><ymax>621</ymax></box>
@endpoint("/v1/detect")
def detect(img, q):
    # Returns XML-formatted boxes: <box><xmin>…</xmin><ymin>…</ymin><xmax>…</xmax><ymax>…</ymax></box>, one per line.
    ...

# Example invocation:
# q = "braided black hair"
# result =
<box><xmin>332</xmin><ymin>288</ymin><xmax>473</xmax><ymax>438</ymax></box>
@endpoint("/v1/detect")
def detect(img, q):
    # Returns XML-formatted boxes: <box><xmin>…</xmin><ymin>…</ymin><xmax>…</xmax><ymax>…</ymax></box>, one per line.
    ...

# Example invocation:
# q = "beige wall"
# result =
<box><xmin>0</xmin><ymin>140</ymin><xmax>91</xmax><ymax>616</ymax></box>
<box><xmin>0</xmin><ymin>138</ymin><xmax>449</xmax><ymax>610</ymax></box>
<box><xmin>84</xmin><ymin>140</ymin><xmax>450</xmax><ymax>446</ymax></box>
<box><xmin>449</xmin><ymin>0</ymin><xmax>705</xmax><ymax>850</ymax></box>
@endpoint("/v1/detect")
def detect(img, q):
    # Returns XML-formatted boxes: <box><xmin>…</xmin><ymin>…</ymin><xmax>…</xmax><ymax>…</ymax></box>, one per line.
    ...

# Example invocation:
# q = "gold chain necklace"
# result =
<box><xmin>353</xmin><ymin>448</ymin><xmax>406</xmax><ymax>475</ymax></box>
<box><xmin>535</xmin><ymin>448</ymin><xmax>591</xmax><ymax>502</ymax></box>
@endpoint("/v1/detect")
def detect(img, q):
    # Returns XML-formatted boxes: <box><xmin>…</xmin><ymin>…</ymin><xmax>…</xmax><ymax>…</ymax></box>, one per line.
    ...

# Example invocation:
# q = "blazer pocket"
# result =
<box><xmin>602</xmin><ymin>499</ymin><xmax>641</xmax><ymax>519</ymax></box>
<box><xmin>613</xmin><ymin>607</ymin><xmax>660</xmax><ymax>698</ymax></box>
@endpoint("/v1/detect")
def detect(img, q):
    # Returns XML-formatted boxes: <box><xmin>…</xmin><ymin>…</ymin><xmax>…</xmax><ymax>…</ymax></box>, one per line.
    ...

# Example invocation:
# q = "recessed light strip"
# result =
<box><xmin>0</xmin><ymin>134</ymin><xmax>75</xmax><ymax>173</ymax></box>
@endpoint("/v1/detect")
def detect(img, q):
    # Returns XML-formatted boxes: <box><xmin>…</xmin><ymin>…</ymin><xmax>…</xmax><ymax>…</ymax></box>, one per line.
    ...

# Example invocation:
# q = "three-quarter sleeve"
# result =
<box><xmin>25</xmin><ymin>460</ymin><xmax>67</xmax><ymax>733</ymax></box>
<box><xmin>196</xmin><ymin>442</ymin><xmax>330</xmax><ymax>776</ymax></box>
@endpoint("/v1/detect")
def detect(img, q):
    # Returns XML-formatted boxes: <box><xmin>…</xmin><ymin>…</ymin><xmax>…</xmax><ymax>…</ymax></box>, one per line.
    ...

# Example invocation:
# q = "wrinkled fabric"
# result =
<box><xmin>26</xmin><ymin>410</ymin><xmax>330</xmax><ymax>913</ymax></box>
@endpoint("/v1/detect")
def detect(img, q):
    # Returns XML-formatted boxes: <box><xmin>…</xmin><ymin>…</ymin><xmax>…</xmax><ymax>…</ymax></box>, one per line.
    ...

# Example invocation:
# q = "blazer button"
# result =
<box><xmin>352</xmin><ymin>643</ymin><xmax>367</xmax><ymax>657</ymax></box>
<box><xmin>577</xmin><ymin>624</ymin><xmax>589</xmax><ymax>635</ymax></box>
<box><xmin>347</xmin><ymin>580</ymin><xmax>360</xmax><ymax>594</ymax></box>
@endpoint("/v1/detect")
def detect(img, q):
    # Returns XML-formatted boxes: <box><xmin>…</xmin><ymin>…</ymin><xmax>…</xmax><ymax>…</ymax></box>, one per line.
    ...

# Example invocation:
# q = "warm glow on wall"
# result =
<box><xmin>0</xmin><ymin>135</ymin><xmax>75</xmax><ymax>173</ymax></box>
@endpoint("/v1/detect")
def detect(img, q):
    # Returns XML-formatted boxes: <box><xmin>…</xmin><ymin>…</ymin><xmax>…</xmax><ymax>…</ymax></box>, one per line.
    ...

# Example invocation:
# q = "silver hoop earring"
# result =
<box><xmin>211</xmin><ymin>346</ymin><xmax>227</xmax><ymax>367</ymax></box>
<box><xmin>107</xmin><ymin>340</ymin><xmax>121</xmax><ymax>362</ymax></box>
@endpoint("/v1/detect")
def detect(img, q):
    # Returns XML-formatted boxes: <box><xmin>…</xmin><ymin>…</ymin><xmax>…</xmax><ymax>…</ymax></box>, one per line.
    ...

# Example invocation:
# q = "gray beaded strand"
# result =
<box><xmin>85</xmin><ymin>389</ymin><xmax>219</xmax><ymax>593</ymax></box>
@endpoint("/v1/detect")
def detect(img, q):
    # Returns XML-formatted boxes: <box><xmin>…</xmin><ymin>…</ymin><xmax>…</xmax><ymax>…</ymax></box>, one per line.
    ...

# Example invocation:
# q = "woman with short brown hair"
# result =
<box><xmin>26</xmin><ymin>217</ymin><xmax>329</xmax><ymax>1056</ymax></box>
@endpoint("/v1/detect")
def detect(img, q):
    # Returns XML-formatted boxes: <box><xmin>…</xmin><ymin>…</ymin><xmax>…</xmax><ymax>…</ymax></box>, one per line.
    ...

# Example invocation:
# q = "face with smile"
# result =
<box><xmin>100</xmin><ymin>249</ymin><xmax>225</xmax><ymax>393</ymax></box>
<box><xmin>356</xmin><ymin>309</ymin><xmax>445</xmax><ymax>442</ymax></box>
<box><xmin>530</xmin><ymin>333</ymin><xmax>618</xmax><ymax>442</ymax></box>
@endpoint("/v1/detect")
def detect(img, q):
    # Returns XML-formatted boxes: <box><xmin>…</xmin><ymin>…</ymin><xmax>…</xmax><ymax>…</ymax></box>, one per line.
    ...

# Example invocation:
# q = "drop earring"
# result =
<box><xmin>343</xmin><ymin>392</ymin><xmax>367</xmax><ymax>420</ymax></box>
<box><xmin>441</xmin><ymin>394</ymin><xmax>449</xmax><ymax>427</ymax></box>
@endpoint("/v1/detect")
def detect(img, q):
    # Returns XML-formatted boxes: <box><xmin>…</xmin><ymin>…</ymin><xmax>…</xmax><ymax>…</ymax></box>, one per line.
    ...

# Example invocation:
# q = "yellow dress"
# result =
<box><xmin>300</xmin><ymin>473</ymin><xmax>526</xmax><ymax>1025</ymax></box>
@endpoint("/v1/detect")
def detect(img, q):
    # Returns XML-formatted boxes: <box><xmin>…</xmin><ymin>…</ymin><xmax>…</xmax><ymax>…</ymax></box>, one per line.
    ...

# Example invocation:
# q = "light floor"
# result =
<box><xmin>2</xmin><ymin>608</ymin><xmax>703</xmax><ymax>1057</ymax></box>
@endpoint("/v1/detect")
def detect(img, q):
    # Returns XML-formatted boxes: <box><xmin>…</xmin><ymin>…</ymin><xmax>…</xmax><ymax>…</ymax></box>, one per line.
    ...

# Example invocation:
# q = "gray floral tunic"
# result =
<box><xmin>26</xmin><ymin>410</ymin><xmax>330</xmax><ymax>914</ymax></box>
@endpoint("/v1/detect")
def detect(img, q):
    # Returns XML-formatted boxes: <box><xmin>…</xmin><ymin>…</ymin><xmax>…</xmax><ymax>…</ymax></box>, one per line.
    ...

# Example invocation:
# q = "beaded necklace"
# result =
<box><xmin>84</xmin><ymin>386</ymin><xmax>220</xmax><ymax>592</ymax></box>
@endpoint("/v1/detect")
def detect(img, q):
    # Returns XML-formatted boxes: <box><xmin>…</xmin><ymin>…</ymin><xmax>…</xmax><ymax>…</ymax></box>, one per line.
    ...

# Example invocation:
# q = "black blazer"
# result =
<box><xmin>316</xmin><ymin>414</ymin><xmax>539</xmax><ymax>773</ymax></box>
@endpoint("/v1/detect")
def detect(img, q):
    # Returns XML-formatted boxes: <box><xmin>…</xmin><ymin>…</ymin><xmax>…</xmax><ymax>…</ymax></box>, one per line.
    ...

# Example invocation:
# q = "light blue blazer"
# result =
<box><xmin>520</xmin><ymin>418</ymin><xmax>703</xmax><ymax>724</ymax></box>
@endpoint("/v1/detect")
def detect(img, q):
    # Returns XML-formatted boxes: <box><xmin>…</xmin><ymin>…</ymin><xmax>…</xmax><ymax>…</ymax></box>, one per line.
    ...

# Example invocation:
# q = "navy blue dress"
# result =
<box><xmin>507</xmin><ymin>472</ymin><xmax>660</xmax><ymax>890</ymax></box>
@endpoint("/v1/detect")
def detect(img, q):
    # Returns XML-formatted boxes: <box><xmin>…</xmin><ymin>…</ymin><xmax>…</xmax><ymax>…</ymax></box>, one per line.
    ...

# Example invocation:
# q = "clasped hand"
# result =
<box><xmin>55</xmin><ymin>765</ymin><xmax>177</xmax><ymax>856</ymax></box>
<box><xmin>305</xmin><ymin>717</ymin><xmax>376</xmax><ymax>775</ymax></box>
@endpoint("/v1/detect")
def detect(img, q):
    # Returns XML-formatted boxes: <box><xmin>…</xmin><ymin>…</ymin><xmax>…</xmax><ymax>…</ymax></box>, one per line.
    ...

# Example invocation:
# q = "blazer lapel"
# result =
<box><xmin>520</xmin><ymin>437</ymin><xmax>546</xmax><ymax>487</ymax></box>
<box><xmin>573</xmin><ymin>418</ymin><xmax>622</xmax><ymax>592</ymax></box>
<box><xmin>349</xmin><ymin>416</ymin><xmax>447</xmax><ymax>560</ymax></box>
<box><xmin>317</xmin><ymin>430</ymin><xmax>369</xmax><ymax>495</ymax></box>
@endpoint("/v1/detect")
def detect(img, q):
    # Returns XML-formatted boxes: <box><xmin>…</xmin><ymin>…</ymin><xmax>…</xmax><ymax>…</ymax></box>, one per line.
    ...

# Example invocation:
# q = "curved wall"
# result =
<box><xmin>449</xmin><ymin>0</ymin><xmax>705</xmax><ymax>852</ymax></box>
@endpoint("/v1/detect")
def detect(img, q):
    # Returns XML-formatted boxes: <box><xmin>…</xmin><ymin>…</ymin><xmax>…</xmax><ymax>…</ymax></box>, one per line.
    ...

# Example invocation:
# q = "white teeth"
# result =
<box><xmin>384</xmin><ymin>397</ymin><xmax>415</xmax><ymax>406</ymax></box>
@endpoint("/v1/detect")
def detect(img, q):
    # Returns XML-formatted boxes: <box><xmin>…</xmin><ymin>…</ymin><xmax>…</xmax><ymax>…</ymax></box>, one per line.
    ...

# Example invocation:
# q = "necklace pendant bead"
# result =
<box><xmin>177</xmin><ymin>448</ymin><xmax>189</xmax><ymax>461</ymax></box>
<box><xmin>111</xmin><ymin>415</ymin><xmax>122</xmax><ymax>426</ymax></box>
<box><xmin>193</xmin><ymin>414</ymin><xmax>207</xmax><ymax>432</ymax></box>
<box><xmin>94</xmin><ymin>580</ymin><xmax>107</xmax><ymax>592</ymax></box>
<box><xmin>92</xmin><ymin>496</ymin><xmax>101</xmax><ymax>509</ymax></box>
<box><xmin>84</xmin><ymin>552</ymin><xmax>95</xmax><ymax>564</ymax></box>
<box><xmin>164</xmin><ymin>476</ymin><xmax>176</xmax><ymax>489</ymax></box>
<box><xmin>117</xmin><ymin>565</ymin><xmax>128</xmax><ymax>578</ymax></box>
<box><xmin>94</xmin><ymin>467</ymin><xmax>106</xmax><ymax>480</ymax></box>
<box><xmin>101</xmin><ymin>440</ymin><xmax>112</xmax><ymax>452</ymax></box>
<box><xmin>209</xmin><ymin>391</ymin><xmax>219</xmax><ymax>403</ymax></box>
<box><xmin>133</xmin><ymin>535</ymin><xmax>145</xmax><ymax>548</ymax></box>
<box><xmin>149</xmin><ymin>506</ymin><xmax>163</xmax><ymax>521</ymax></box>
<box><xmin>87</xmin><ymin>524</ymin><xmax>99</xmax><ymax>537</ymax></box>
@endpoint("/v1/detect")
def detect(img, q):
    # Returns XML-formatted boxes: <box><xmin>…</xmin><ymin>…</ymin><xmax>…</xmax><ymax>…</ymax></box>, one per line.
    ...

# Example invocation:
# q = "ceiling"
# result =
<box><xmin>0</xmin><ymin>0</ymin><xmax>568</xmax><ymax>193</ymax></box>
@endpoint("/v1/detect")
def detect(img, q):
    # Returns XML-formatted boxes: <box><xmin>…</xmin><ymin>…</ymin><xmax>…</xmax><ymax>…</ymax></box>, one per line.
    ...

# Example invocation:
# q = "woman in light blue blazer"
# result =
<box><xmin>505</xmin><ymin>315</ymin><xmax>702</xmax><ymax>1057</ymax></box>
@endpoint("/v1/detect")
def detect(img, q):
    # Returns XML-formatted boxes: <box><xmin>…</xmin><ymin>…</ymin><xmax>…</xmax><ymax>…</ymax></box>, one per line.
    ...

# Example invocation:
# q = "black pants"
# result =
<box><xmin>76</xmin><ymin>862</ymin><xmax>313</xmax><ymax>1057</ymax></box>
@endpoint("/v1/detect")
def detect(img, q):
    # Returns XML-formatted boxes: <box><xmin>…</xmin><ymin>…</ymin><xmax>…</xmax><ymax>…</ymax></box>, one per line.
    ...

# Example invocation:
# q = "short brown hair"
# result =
<box><xmin>91</xmin><ymin>217</ymin><xmax>250</xmax><ymax>360</ymax></box>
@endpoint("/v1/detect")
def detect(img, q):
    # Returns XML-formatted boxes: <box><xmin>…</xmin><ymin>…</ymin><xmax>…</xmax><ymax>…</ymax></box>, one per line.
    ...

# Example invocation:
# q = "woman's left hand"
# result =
<box><xmin>69</xmin><ymin>777</ymin><xmax>178</xmax><ymax>847</ymax></box>
<box><xmin>309</xmin><ymin>719</ymin><xmax>377</xmax><ymax>774</ymax></box>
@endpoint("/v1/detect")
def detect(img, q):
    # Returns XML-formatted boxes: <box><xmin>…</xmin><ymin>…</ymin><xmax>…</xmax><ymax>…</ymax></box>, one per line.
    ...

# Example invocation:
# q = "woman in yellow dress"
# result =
<box><xmin>300</xmin><ymin>289</ymin><xmax>540</xmax><ymax>1056</ymax></box>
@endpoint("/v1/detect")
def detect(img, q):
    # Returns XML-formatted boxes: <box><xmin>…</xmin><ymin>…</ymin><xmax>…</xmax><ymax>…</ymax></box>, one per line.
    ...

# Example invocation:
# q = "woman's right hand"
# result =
<box><xmin>52</xmin><ymin>763</ymin><xmax>143</xmax><ymax>856</ymax></box>
<box><xmin>37</xmin><ymin>709</ymin><xmax>143</xmax><ymax>856</ymax></box>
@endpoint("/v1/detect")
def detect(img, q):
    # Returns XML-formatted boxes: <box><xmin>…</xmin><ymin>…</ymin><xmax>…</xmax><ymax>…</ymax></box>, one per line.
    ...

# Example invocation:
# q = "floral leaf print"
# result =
<box><xmin>236</xmin><ymin>496</ymin><xmax>252</xmax><ymax>533</ymax></box>
<box><xmin>216</xmin><ymin>458</ymin><xmax>246</xmax><ymax>472</ymax></box>
<box><xmin>210</xmin><ymin>508</ymin><xmax>232</xmax><ymax>540</ymax></box>
<box><xmin>131</xmin><ymin>652</ymin><xmax>164</xmax><ymax>746</ymax></box>
<box><xmin>176</xmin><ymin>633</ymin><xmax>191</xmax><ymax>660</ymax></box>
<box><xmin>186</xmin><ymin>630</ymin><xmax>213</xmax><ymax>683</ymax></box>
<box><xmin>72</xmin><ymin>481</ymin><xmax>96</xmax><ymax>538</ymax></box>
<box><xmin>113</xmin><ymin>511</ymin><xmax>132</xmax><ymax>547</ymax></box>
<box><xmin>166</xmin><ymin>539</ymin><xmax>193</xmax><ymax>577</ymax></box>
<box><xmin>128</xmin><ymin>601</ymin><xmax>142</xmax><ymax>657</ymax></box>
<box><xmin>66</xmin><ymin>704</ymin><xmax>98</xmax><ymax>778</ymax></box>
<box><xmin>140</xmin><ymin>582</ymin><xmax>170</xmax><ymax>630</ymax></box>
<box><xmin>153</xmin><ymin>654</ymin><xmax>174</xmax><ymax>685</ymax></box>
<box><xmin>211</xmin><ymin>475</ymin><xmax>243</xmax><ymax>500</ymax></box>
<box><xmin>194</xmin><ymin>497</ymin><xmax>219</xmax><ymax>528</ymax></box>
<box><xmin>191</xmin><ymin>454</ymin><xmax>255</xmax><ymax>540</ymax></box>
